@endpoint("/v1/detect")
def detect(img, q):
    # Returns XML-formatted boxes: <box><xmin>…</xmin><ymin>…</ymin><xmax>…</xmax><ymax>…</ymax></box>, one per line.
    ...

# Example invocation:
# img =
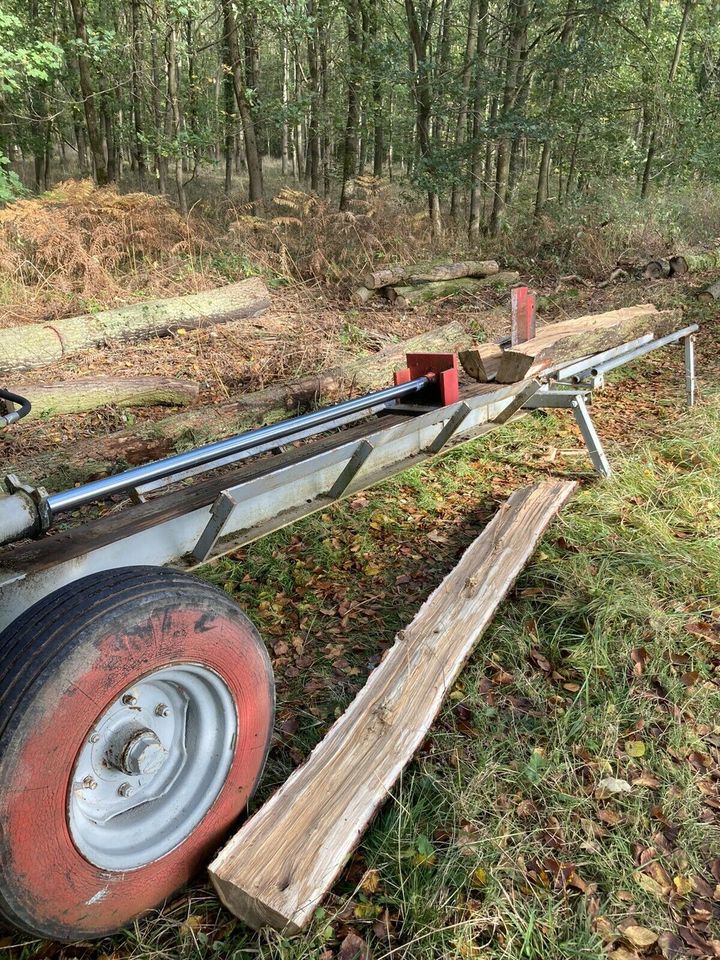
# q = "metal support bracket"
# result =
<box><xmin>192</xmin><ymin>490</ymin><xmax>239</xmax><ymax>562</ymax></box>
<box><xmin>427</xmin><ymin>403</ymin><xmax>471</xmax><ymax>453</ymax></box>
<box><xmin>523</xmin><ymin>388</ymin><xmax>611</xmax><ymax>477</ymax></box>
<box><xmin>328</xmin><ymin>440</ymin><xmax>375</xmax><ymax>498</ymax></box>
<box><xmin>684</xmin><ymin>334</ymin><xmax>696</xmax><ymax>408</ymax></box>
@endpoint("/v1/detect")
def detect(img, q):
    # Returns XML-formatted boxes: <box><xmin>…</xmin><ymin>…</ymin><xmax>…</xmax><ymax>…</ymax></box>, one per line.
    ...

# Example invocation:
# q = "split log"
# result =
<box><xmin>391</xmin><ymin>272</ymin><xmax>520</xmax><ymax>307</ymax></box>
<box><xmin>12</xmin><ymin>321</ymin><xmax>473</xmax><ymax>492</ymax></box>
<box><xmin>363</xmin><ymin>259</ymin><xmax>499</xmax><ymax>289</ymax></box>
<box><xmin>0</xmin><ymin>277</ymin><xmax>271</xmax><ymax>374</ymax></box>
<box><xmin>668</xmin><ymin>251</ymin><xmax>720</xmax><ymax>276</ymax></box>
<box><xmin>696</xmin><ymin>279</ymin><xmax>720</xmax><ymax>303</ymax></box>
<box><xmin>495</xmin><ymin>304</ymin><xmax>676</xmax><ymax>383</ymax></box>
<box><xmin>4</xmin><ymin>377</ymin><xmax>199</xmax><ymax>421</ymax></box>
<box><xmin>209</xmin><ymin>479</ymin><xmax>577</xmax><ymax>932</ymax></box>
<box><xmin>459</xmin><ymin>343</ymin><xmax>505</xmax><ymax>382</ymax></box>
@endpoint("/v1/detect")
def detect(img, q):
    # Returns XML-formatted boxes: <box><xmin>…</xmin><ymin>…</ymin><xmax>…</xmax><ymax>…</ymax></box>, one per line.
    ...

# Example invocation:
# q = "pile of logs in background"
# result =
<box><xmin>355</xmin><ymin>260</ymin><xmax>520</xmax><ymax>307</ymax></box>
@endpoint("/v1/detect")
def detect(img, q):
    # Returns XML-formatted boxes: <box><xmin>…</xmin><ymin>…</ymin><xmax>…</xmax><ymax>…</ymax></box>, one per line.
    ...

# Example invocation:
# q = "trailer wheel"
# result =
<box><xmin>0</xmin><ymin>566</ymin><xmax>274</xmax><ymax>942</ymax></box>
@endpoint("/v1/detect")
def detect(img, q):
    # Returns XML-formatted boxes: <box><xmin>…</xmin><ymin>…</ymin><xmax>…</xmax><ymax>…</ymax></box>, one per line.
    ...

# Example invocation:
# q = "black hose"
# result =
<box><xmin>0</xmin><ymin>388</ymin><xmax>32</xmax><ymax>427</ymax></box>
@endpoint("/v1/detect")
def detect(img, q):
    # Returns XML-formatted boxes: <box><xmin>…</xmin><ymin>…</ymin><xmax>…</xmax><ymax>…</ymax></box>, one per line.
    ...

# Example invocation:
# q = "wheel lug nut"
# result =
<box><xmin>122</xmin><ymin>694</ymin><xmax>137</xmax><ymax>706</ymax></box>
<box><xmin>83</xmin><ymin>776</ymin><xmax>97</xmax><ymax>790</ymax></box>
<box><xmin>89</xmin><ymin>732</ymin><xmax>100</xmax><ymax>743</ymax></box>
<box><xmin>154</xmin><ymin>703</ymin><xmax>170</xmax><ymax>717</ymax></box>
<box><xmin>118</xmin><ymin>782</ymin><xmax>135</xmax><ymax>798</ymax></box>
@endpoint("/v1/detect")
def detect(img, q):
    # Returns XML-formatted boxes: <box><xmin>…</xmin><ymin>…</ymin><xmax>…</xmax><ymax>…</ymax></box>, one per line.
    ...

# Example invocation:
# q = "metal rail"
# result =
<box><xmin>46</xmin><ymin>376</ymin><xmax>430</xmax><ymax>515</ymax></box>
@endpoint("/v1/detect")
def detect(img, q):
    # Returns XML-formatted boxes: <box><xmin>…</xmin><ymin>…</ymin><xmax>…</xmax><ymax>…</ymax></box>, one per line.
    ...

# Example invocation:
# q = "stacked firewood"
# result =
<box><xmin>354</xmin><ymin>259</ymin><xmax>519</xmax><ymax>306</ymax></box>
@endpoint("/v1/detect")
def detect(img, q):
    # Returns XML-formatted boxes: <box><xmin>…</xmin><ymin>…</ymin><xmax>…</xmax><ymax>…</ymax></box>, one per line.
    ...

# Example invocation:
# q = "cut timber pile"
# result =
<box><xmin>460</xmin><ymin>304</ymin><xmax>679</xmax><ymax>384</ymax></box>
<box><xmin>354</xmin><ymin>259</ymin><xmax>519</xmax><ymax>307</ymax></box>
<box><xmin>4</xmin><ymin>377</ymin><xmax>199</xmax><ymax>422</ymax></box>
<box><xmin>0</xmin><ymin>277</ymin><xmax>270</xmax><ymax>374</ymax></box>
<box><xmin>643</xmin><ymin>250</ymin><xmax>720</xmax><ymax>279</ymax></box>
<box><xmin>209</xmin><ymin>479</ymin><xmax>577</xmax><ymax>932</ymax></box>
<box><xmin>12</xmin><ymin>321</ymin><xmax>473</xmax><ymax>490</ymax></box>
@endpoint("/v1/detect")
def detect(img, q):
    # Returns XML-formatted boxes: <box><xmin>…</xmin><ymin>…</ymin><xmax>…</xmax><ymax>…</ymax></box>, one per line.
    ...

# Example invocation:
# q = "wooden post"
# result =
<box><xmin>209</xmin><ymin>480</ymin><xmax>577</xmax><ymax>932</ymax></box>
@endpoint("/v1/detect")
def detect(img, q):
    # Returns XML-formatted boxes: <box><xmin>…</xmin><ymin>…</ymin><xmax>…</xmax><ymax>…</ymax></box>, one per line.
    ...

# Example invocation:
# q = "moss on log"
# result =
<box><xmin>12</xmin><ymin>321</ymin><xmax>472</xmax><ymax>492</ymax></box>
<box><xmin>363</xmin><ymin>259</ymin><xmax>500</xmax><ymax>289</ymax></box>
<box><xmin>0</xmin><ymin>277</ymin><xmax>271</xmax><ymax>374</ymax></box>
<box><xmin>7</xmin><ymin>377</ymin><xmax>199</xmax><ymax>421</ymax></box>
<box><xmin>670</xmin><ymin>251</ymin><xmax>720</xmax><ymax>276</ymax></box>
<box><xmin>391</xmin><ymin>272</ymin><xmax>520</xmax><ymax>307</ymax></box>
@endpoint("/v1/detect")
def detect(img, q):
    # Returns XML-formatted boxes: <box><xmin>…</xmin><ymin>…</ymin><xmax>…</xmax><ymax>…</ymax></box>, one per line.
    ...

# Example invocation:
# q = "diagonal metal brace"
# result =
<box><xmin>523</xmin><ymin>387</ymin><xmax>611</xmax><ymax>477</ymax></box>
<box><xmin>328</xmin><ymin>440</ymin><xmax>375</xmax><ymax>499</ymax></box>
<box><xmin>192</xmin><ymin>490</ymin><xmax>239</xmax><ymax>562</ymax></box>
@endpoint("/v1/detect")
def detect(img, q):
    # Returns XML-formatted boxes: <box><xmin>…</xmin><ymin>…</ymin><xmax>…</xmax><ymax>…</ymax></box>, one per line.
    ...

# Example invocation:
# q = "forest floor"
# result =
<box><xmin>1</xmin><ymin>180</ymin><xmax>719</xmax><ymax>960</ymax></box>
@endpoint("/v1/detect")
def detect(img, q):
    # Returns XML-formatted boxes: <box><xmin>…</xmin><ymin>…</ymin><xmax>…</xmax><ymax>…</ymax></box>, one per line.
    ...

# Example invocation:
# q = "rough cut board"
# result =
<box><xmin>209</xmin><ymin>479</ymin><xmax>577</xmax><ymax>932</ymax></box>
<box><xmin>495</xmin><ymin>304</ymin><xmax>665</xmax><ymax>382</ymax></box>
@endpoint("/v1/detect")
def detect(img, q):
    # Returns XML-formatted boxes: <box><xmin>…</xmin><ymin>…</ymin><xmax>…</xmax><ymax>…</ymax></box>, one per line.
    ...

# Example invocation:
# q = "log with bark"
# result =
<box><xmin>363</xmin><ymin>259</ymin><xmax>499</xmax><ymax>290</ymax></box>
<box><xmin>458</xmin><ymin>343</ymin><xmax>505</xmax><ymax>382</ymax></box>
<box><xmin>669</xmin><ymin>251</ymin><xmax>720</xmax><ymax>276</ymax></box>
<box><xmin>3</xmin><ymin>377</ymin><xmax>199</xmax><ymax>421</ymax></box>
<box><xmin>495</xmin><ymin>304</ymin><xmax>681</xmax><ymax>383</ymax></box>
<box><xmin>209</xmin><ymin>479</ymin><xmax>577</xmax><ymax>932</ymax></box>
<box><xmin>696</xmin><ymin>279</ymin><xmax>720</xmax><ymax>303</ymax></box>
<box><xmin>389</xmin><ymin>271</ymin><xmax>520</xmax><ymax>307</ymax></box>
<box><xmin>0</xmin><ymin>277</ymin><xmax>271</xmax><ymax>374</ymax></box>
<box><xmin>11</xmin><ymin>321</ymin><xmax>473</xmax><ymax>492</ymax></box>
<box><xmin>642</xmin><ymin>258</ymin><xmax>672</xmax><ymax>280</ymax></box>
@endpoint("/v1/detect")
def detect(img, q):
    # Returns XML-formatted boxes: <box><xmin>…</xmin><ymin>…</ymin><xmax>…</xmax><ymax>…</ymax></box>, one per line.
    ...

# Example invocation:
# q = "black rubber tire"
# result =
<box><xmin>0</xmin><ymin>566</ymin><xmax>275</xmax><ymax>942</ymax></box>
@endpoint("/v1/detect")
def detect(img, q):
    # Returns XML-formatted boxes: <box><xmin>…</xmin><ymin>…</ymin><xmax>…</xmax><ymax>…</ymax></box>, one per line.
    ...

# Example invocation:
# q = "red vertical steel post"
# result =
<box><xmin>511</xmin><ymin>286</ymin><xmax>536</xmax><ymax>346</ymax></box>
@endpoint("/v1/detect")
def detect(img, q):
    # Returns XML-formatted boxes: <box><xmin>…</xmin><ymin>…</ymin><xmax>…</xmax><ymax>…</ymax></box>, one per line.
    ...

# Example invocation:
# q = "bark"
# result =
<box><xmin>668</xmin><ymin>251</ymin><xmax>720</xmax><ymax>275</ymax></box>
<box><xmin>467</xmin><ymin>0</ymin><xmax>489</xmax><ymax>239</ymax></box>
<box><xmin>221</xmin><ymin>0</ymin><xmax>264</xmax><ymax>212</ymax></box>
<box><xmin>130</xmin><ymin>0</ymin><xmax>147</xmax><ymax>187</ymax></box>
<box><xmin>642</xmin><ymin>257</ymin><xmax>672</xmax><ymax>279</ymax></box>
<box><xmin>489</xmin><ymin>0</ymin><xmax>528</xmax><ymax>236</ymax></box>
<box><xmin>14</xmin><ymin>322</ymin><xmax>471</xmax><ymax>491</ymax></box>
<box><xmin>495</xmin><ymin>305</ymin><xmax>679</xmax><ymax>382</ymax></box>
<box><xmin>363</xmin><ymin>259</ymin><xmax>499</xmax><ymax>289</ymax></box>
<box><xmin>390</xmin><ymin>272</ymin><xmax>520</xmax><ymax>306</ymax></box>
<box><xmin>450</xmin><ymin>0</ymin><xmax>478</xmax><ymax>219</ymax></box>
<box><xmin>208</xmin><ymin>481</ymin><xmax>577</xmax><ymax>933</ymax></box>
<box><xmin>306</xmin><ymin>0</ymin><xmax>321</xmax><ymax>191</ymax></box>
<box><xmin>339</xmin><ymin>0</ymin><xmax>363</xmax><ymax>210</ymax></box>
<box><xmin>8</xmin><ymin>377</ymin><xmax>200</xmax><ymax>421</ymax></box>
<box><xmin>68</xmin><ymin>0</ymin><xmax>109</xmax><ymax>185</ymax></box>
<box><xmin>0</xmin><ymin>277</ymin><xmax>271</xmax><ymax>374</ymax></box>
<box><xmin>165</xmin><ymin>18</ymin><xmax>188</xmax><ymax>215</ymax></box>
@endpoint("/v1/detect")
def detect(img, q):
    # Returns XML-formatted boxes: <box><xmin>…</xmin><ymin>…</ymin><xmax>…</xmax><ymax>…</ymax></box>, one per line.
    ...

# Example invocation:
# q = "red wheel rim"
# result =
<box><xmin>0</xmin><ymin>598</ymin><xmax>273</xmax><ymax>940</ymax></box>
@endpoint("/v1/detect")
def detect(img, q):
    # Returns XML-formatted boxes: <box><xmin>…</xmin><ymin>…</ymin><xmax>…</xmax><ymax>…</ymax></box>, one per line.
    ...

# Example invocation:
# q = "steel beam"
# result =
<box><xmin>684</xmin><ymin>334</ymin><xmax>696</xmax><ymax>408</ymax></box>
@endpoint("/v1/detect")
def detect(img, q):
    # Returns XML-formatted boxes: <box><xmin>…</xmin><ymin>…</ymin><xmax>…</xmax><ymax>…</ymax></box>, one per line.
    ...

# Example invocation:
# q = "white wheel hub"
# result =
<box><xmin>68</xmin><ymin>664</ymin><xmax>237</xmax><ymax>871</ymax></box>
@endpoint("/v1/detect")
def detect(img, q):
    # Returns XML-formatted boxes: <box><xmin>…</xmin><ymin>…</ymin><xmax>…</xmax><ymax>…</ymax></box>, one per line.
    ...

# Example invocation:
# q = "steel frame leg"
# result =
<box><xmin>684</xmin><ymin>334</ymin><xmax>696</xmax><ymax>408</ymax></box>
<box><xmin>572</xmin><ymin>395</ymin><xmax>612</xmax><ymax>477</ymax></box>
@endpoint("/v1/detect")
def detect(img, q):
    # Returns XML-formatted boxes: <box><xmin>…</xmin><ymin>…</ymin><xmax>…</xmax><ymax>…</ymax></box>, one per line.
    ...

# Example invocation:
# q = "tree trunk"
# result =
<box><xmin>450</xmin><ymin>0</ymin><xmax>478</xmax><ymax>219</ymax></box>
<box><xmin>68</xmin><ymin>0</ymin><xmax>109</xmax><ymax>185</ymax></box>
<box><xmin>130</xmin><ymin>0</ymin><xmax>147</xmax><ymax>188</ymax></box>
<box><xmin>390</xmin><ymin>272</ymin><xmax>520</xmax><ymax>306</ymax></box>
<box><xmin>697</xmin><ymin>280</ymin><xmax>720</xmax><ymax>302</ymax></box>
<box><xmin>8</xmin><ymin>377</ymin><xmax>200</xmax><ymax>421</ymax></box>
<box><xmin>467</xmin><ymin>0</ymin><xmax>490</xmax><ymax>239</ymax></box>
<box><xmin>363</xmin><ymin>259</ymin><xmax>499</xmax><ymax>288</ymax></box>
<box><xmin>221</xmin><ymin>0</ymin><xmax>264</xmax><ymax>212</ymax></box>
<box><xmin>164</xmin><ymin>17</ymin><xmax>188</xmax><ymax>215</ymax></box>
<box><xmin>0</xmin><ymin>278</ymin><xmax>271</xmax><ymax>374</ymax></box>
<box><xmin>339</xmin><ymin>0</ymin><xmax>362</xmax><ymax>210</ymax></box>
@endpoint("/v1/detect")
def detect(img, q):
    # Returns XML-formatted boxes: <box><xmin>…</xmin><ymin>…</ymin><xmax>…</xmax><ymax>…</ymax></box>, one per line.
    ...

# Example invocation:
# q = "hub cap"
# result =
<box><xmin>68</xmin><ymin>664</ymin><xmax>237</xmax><ymax>871</ymax></box>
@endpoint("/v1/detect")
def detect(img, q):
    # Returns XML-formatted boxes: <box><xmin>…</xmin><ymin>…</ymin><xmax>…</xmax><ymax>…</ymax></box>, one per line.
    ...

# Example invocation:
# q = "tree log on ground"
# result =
<box><xmin>0</xmin><ymin>277</ymin><xmax>271</xmax><ymax>374</ymax></box>
<box><xmin>363</xmin><ymin>259</ymin><xmax>499</xmax><ymax>289</ymax></box>
<box><xmin>4</xmin><ymin>377</ymin><xmax>199</xmax><ymax>421</ymax></box>
<box><xmin>11</xmin><ymin>321</ymin><xmax>473</xmax><ymax>491</ymax></box>
<box><xmin>696</xmin><ymin>279</ymin><xmax>720</xmax><ymax>303</ymax></box>
<box><xmin>642</xmin><ymin>258</ymin><xmax>671</xmax><ymax>280</ymax></box>
<box><xmin>209</xmin><ymin>479</ymin><xmax>577</xmax><ymax>933</ymax></box>
<box><xmin>389</xmin><ymin>272</ymin><xmax>520</xmax><ymax>307</ymax></box>
<box><xmin>668</xmin><ymin>251</ymin><xmax>720</xmax><ymax>276</ymax></box>
<box><xmin>495</xmin><ymin>304</ymin><xmax>680</xmax><ymax>382</ymax></box>
<box><xmin>459</xmin><ymin>343</ymin><xmax>505</xmax><ymax>382</ymax></box>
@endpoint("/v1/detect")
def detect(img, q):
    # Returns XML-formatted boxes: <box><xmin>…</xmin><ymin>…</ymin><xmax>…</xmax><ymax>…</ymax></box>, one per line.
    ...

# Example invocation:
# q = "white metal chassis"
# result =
<box><xmin>0</xmin><ymin>323</ymin><xmax>698</xmax><ymax>633</ymax></box>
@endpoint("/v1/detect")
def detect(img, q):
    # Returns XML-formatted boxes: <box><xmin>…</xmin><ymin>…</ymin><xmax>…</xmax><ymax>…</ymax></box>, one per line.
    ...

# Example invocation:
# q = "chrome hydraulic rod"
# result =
<box><xmin>46</xmin><ymin>376</ymin><xmax>431</xmax><ymax>516</ymax></box>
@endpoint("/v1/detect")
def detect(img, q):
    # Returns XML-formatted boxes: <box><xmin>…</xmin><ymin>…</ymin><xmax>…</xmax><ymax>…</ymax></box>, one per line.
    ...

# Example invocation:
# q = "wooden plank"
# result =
<box><xmin>495</xmin><ymin>304</ymin><xmax>667</xmax><ymax>382</ymax></box>
<box><xmin>208</xmin><ymin>479</ymin><xmax>577</xmax><ymax>933</ymax></box>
